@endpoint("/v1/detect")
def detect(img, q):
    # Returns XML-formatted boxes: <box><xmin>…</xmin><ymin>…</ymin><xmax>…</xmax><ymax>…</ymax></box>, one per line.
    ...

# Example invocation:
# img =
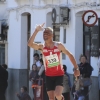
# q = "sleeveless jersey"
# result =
<box><xmin>42</xmin><ymin>42</ymin><xmax>64</xmax><ymax>76</ymax></box>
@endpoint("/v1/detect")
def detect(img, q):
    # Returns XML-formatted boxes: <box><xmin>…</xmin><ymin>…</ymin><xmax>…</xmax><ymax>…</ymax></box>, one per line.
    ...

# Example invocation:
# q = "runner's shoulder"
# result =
<box><xmin>53</xmin><ymin>41</ymin><xmax>64</xmax><ymax>51</ymax></box>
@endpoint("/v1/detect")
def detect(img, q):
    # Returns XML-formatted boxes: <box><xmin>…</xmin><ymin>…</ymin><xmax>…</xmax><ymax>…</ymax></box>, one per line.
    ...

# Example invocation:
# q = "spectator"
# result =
<box><xmin>38</xmin><ymin>59</ymin><xmax>49</xmax><ymax>100</ymax></box>
<box><xmin>38</xmin><ymin>59</ymin><xmax>45</xmax><ymax>79</ymax></box>
<box><xmin>40</xmin><ymin>54</ymin><xmax>43</xmax><ymax>61</ymax></box>
<box><xmin>78</xmin><ymin>54</ymin><xmax>93</xmax><ymax>100</ymax></box>
<box><xmin>62</xmin><ymin>65</ymin><xmax>71</xmax><ymax>100</ymax></box>
<box><xmin>29</xmin><ymin>64</ymin><xmax>39</xmax><ymax>100</ymax></box>
<box><xmin>0</xmin><ymin>65</ymin><xmax>8</xmax><ymax>100</ymax></box>
<box><xmin>16</xmin><ymin>86</ymin><xmax>31</xmax><ymax>100</ymax></box>
<box><xmin>33</xmin><ymin>53</ymin><xmax>41</xmax><ymax>71</ymax></box>
<box><xmin>71</xmin><ymin>77</ymin><xmax>84</xmax><ymax>100</ymax></box>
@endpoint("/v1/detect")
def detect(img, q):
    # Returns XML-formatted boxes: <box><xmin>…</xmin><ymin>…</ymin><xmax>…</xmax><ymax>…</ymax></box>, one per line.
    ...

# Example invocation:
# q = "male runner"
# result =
<box><xmin>28</xmin><ymin>23</ymin><xmax>80</xmax><ymax>100</ymax></box>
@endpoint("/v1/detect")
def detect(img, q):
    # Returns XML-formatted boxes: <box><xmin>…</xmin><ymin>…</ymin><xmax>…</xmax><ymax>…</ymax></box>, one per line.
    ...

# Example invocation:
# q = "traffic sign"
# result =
<box><xmin>82</xmin><ymin>10</ymin><xmax>98</xmax><ymax>27</ymax></box>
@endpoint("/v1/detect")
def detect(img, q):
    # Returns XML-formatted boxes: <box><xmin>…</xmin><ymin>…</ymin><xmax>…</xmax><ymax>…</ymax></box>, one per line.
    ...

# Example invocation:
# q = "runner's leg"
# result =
<box><xmin>45</xmin><ymin>76</ymin><xmax>55</xmax><ymax>100</ymax></box>
<box><xmin>55</xmin><ymin>86</ymin><xmax>64</xmax><ymax>100</ymax></box>
<box><xmin>54</xmin><ymin>76</ymin><xmax>64</xmax><ymax>100</ymax></box>
<box><xmin>47</xmin><ymin>91</ymin><xmax>55</xmax><ymax>100</ymax></box>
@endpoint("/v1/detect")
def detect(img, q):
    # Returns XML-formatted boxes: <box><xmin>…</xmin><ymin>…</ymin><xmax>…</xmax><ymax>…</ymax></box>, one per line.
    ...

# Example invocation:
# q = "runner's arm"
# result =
<box><xmin>58</xmin><ymin>43</ymin><xmax>78</xmax><ymax>69</ymax></box>
<box><xmin>28</xmin><ymin>23</ymin><xmax>45</xmax><ymax>50</ymax></box>
<box><xmin>28</xmin><ymin>30</ymin><xmax>43</xmax><ymax>50</ymax></box>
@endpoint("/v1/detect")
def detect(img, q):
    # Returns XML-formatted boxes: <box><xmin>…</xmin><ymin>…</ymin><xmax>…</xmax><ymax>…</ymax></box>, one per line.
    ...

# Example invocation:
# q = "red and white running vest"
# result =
<box><xmin>42</xmin><ymin>42</ymin><xmax>64</xmax><ymax>76</ymax></box>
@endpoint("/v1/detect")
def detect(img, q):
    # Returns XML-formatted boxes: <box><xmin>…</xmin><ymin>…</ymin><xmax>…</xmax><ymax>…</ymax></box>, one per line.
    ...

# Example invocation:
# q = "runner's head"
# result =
<box><xmin>43</xmin><ymin>27</ymin><xmax>53</xmax><ymax>41</ymax></box>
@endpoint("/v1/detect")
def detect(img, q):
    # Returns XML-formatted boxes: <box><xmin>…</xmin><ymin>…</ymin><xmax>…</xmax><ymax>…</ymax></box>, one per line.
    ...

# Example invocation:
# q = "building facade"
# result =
<box><xmin>0</xmin><ymin>0</ymin><xmax>100</xmax><ymax>100</ymax></box>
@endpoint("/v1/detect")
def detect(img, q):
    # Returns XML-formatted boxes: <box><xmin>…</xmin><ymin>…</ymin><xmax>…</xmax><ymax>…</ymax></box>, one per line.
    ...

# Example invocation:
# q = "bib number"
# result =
<box><xmin>46</xmin><ymin>54</ymin><xmax>60</xmax><ymax>68</ymax></box>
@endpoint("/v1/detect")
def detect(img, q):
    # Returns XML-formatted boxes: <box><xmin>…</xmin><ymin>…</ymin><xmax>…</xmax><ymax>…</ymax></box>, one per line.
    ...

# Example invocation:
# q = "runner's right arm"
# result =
<box><xmin>28</xmin><ymin>23</ymin><xmax>45</xmax><ymax>50</ymax></box>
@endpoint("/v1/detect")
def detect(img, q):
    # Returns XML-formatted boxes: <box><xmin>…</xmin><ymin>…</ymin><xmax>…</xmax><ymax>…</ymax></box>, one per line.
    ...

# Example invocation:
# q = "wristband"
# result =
<box><xmin>73</xmin><ymin>67</ymin><xmax>79</xmax><ymax>71</ymax></box>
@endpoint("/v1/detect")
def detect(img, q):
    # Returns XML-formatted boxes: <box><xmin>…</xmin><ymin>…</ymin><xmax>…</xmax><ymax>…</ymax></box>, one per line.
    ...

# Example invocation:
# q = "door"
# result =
<box><xmin>83</xmin><ymin>25</ymin><xmax>91</xmax><ymax>63</ymax></box>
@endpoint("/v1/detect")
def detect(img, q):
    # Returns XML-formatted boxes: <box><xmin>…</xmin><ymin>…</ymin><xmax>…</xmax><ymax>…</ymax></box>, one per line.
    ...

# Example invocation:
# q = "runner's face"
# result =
<box><xmin>43</xmin><ymin>30</ymin><xmax>53</xmax><ymax>41</ymax></box>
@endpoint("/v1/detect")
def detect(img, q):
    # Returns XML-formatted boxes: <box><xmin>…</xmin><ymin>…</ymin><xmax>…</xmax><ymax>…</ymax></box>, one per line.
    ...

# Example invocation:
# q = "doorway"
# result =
<box><xmin>21</xmin><ymin>13</ymin><xmax>31</xmax><ymax>70</ymax></box>
<box><xmin>83</xmin><ymin>25</ymin><xmax>91</xmax><ymax>63</ymax></box>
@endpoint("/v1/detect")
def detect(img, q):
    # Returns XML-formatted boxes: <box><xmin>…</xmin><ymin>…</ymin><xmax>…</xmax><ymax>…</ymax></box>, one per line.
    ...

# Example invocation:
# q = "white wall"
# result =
<box><xmin>75</xmin><ymin>13</ymin><xmax>83</xmax><ymax>64</ymax></box>
<box><xmin>0</xmin><ymin>3</ymin><xmax>7</xmax><ymax>20</ymax></box>
<box><xmin>8</xmin><ymin>11</ymin><xmax>21</xmax><ymax>69</ymax></box>
<box><xmin>46</xmin><ymin>12</ymin><xmax>52</xmax><ymax>28</ymax></box>
<box><xmin>7</xmin><ymin>0</ymin><xmax>18</xmax><ymax>8</ymax></box>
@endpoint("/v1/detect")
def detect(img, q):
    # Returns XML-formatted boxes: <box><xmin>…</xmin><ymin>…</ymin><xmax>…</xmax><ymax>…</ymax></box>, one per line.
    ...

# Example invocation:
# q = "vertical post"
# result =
<box><xmin>53</xmin><ymin>25</ymin><xmax>55</xmax><ymax>41</ymax></box>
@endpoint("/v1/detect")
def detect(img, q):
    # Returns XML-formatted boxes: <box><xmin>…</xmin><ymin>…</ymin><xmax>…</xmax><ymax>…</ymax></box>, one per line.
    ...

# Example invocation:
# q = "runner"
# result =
<box><xmin>28</xmin><ymin>23</ymin><xmax>80</xmax><ymax>100</ymax></box>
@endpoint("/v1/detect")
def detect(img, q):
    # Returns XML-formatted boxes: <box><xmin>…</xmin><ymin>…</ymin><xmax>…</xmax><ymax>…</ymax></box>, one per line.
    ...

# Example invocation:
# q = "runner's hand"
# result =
<box><xmin>35</xmin><ymin>23</ymin><xmax>45</xmax><ymax>31</ymax></box>
<box><xmin>74</xmin><ymin>70</ymin><xmax>80</xmax><ymax>77</ymax></box>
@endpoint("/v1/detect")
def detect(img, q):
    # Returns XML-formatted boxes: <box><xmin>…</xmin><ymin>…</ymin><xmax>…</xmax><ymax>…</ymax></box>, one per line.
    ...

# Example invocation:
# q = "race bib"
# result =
<box><xmin>46</xmin><ymin>54</ymin><xmax>60</xmax><ymax>68</ymax></box>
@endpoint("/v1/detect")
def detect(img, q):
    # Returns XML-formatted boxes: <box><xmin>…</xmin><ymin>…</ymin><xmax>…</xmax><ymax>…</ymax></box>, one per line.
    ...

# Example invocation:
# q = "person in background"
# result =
<box><xmin>38</xmin><ymin>59</ymin><xmax>49</xmax><ymax>100</ymax></box>
<box><xmin>0</xmin><ymin>65</ymin><xmax>8</xmax><ymax>100</ymax></box>
<box><xmin>40</xmin><ymin>54</ymin><xmax>43</xmax><ymax>61</ymax></box>
<box><xmin>33</xmin><ymin>53</ymin><xmax>41</xmax><ymax>71</ymax></box>
<box><xmin>71</xmin><ymin>76</ymin><xmax>85</xmax><ymax>100</ymax></box>
<box><xmin>16</xmin><ymin>86</ymin><xmax>31</xmax><ymax>100</ymax></box>
<box><xmin>62</xmin><ymin>65</ymin><xmax>71</xmax><ymax>100</ymax></box>
<box><xmin>29</xmin><ymin>64</ymin><xmax>39</xmax><ymax>100</ymax></box>
<box><xmin>38</xmin><ymin>59</ymin><xmax>45</xmax><ymax>80</ymax></box>
<box><xmin>78</xmin><ymin>54</ymin><xmax>93</xmax><ymax>100</ymax></box>
<box><xmin>97</xmin><ymin>48</ymin><xmax>100</xmax><ymax>100</ymax></box>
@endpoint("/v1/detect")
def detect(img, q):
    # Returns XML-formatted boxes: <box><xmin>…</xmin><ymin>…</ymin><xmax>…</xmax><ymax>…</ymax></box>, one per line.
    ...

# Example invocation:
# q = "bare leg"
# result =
<box><xmin>47</xmin><ymin>90</ymin><xmax>55</xmax><ymax>100</ymax></box>
<box><xmin>55</xmin><ymin>86</ymin><xmax>64</xmax><ymax>100</ymax></box>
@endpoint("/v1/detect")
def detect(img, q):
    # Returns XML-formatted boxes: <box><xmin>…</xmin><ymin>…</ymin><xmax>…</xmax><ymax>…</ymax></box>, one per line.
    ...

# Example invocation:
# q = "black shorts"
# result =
<box><xmin>45</xmin><ymin>75</ymin><xmax>64</xmax><ymax>91</ymax></box>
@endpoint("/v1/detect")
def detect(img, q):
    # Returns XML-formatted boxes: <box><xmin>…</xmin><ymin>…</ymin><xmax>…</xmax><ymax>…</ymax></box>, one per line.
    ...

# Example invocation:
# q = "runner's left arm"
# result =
<box><xmin>58</xmin><ymin>43</ymin><xmax>80</xmax><ymax>77</ymax></box>
<box><xmin>58</xmin><ymin>43</ymin><xmax>78</xmax><ymax>69</ymax></box>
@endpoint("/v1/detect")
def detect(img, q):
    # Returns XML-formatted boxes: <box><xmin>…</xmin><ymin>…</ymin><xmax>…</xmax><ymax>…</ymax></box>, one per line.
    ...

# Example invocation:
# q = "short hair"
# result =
<box><xmin>33</xmin><ymin>53</ymin><xmax>39</xmax><ymax>57</ymax></box>
<box><xmin>63</xmin><ymin>65</ymin><xmax>67</xmax><ymax>72</ymax></box>
<box><xmin>2</xmin><ymin>64</ymin><xmax>7</xmax><ymax>69</ymax></box>
<box><xmin>44</xmin><ymin>27</ymin><xmax>53</xmax><ymax>33</ymax></box>
<box><xmin>79</xmin><ymin>54</ymin><xmax>87</xmax><ymax>61</ymax></box>
<box><xmin>22</xmin><ymin>86</ymin><xmax>27</xmax><ymax>92</ymax></box>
